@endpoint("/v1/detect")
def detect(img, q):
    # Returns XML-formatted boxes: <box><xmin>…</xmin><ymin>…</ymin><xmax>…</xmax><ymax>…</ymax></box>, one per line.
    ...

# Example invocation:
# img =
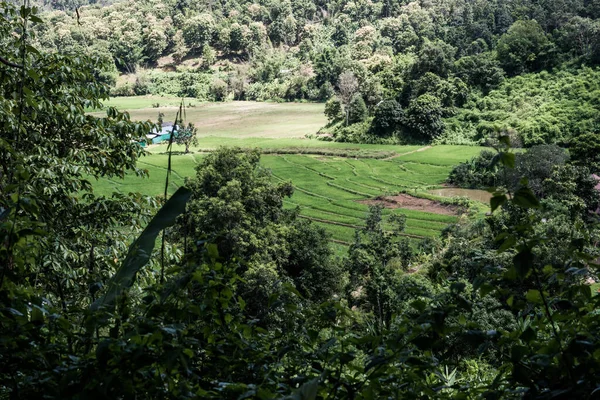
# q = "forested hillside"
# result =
<box><xmin>33</xmin><ymin>0</ymin><xmax>600</xmax><ymax>144</ymax></box>
<box><xmin>2</xmin><ymin>0</ymin><xmax>600</xmax><ymax>398</ymax></box>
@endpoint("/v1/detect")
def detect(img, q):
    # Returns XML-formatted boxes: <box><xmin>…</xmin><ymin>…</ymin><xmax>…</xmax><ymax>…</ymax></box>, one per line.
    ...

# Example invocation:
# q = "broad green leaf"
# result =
<box><xmin>497</xmin><ymin>235</ymin><xmax>517</xmax><ymax>253</ymax></box>
<box><xmin>490</xmin><ymin>194</ymin><xmax>507</xmax><ymax>212</ymax></box>
<box><xmin>513</xmin><ymin>248</ymin><xmax>533</xmax><ymax>279</ymax></box>
<box><xmin>498</xmin><ymin>135</ymin><xmax>511</xmax><ymax>147</ymax></box>
<box><xmin>526</xmin><ymin>289</ymin><xmax>542</xmax><ymax>304</ymax></box>
<box><xmin>499</xmin><ymin>152</ymin><xmax>515</xmax><ymax>168</ymax></box>
<box><xmin>513</xmin><ymin>187</ymin><xmax>540</xmax><ymax>209</ymax></box>
<box><xmin>91</xmin><ymin>187</ymin><xmax>192</xmax><ymax>311</ymax></box>
<box><xmin>286</xmin><ymin>378</ymin><xmax>319</xmax><ymax>400</ymax></box>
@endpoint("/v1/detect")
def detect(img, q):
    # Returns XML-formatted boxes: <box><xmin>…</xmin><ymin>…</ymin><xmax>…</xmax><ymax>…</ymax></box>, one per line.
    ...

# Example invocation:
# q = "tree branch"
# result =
<box><xmin>0</xmin><ymin>55</ymin><xmax>23</xmax><ymax>69</ymax></box>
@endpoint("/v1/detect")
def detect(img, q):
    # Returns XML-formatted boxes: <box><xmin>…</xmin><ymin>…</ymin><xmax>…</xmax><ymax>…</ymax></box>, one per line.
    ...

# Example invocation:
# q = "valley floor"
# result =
<box><xmin>92</xmin><ymin>98</ymin><xmax>486</xmax><ymax>250</ymax></box>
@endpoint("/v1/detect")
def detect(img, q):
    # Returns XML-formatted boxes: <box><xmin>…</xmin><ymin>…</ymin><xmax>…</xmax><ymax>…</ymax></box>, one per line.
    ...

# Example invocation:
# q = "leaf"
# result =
<box><xmin>520</xmin><ymin>327</ymin><xmax>536</xmax><ymax>342</ymax></box>
<box><xmin>513</xmin><ymin>187</ymin><xmax>540</xmax><ymax>209</ymax></box>
<box><xmin>513</xmin><ymin>249</ymin><xmax>533</xmax><ymax>279</ymax></box>
<box><xmin>499</xmin><ymin>152</ymin><xmax>515</xmax><ymax>168</ymax></box>
<box><xmin>498</xmin><ymin>135</ymin><xmax>511</xmax><ymax>147</ymax></box>
<box><xmin>497</xmin><ymin>235</ymin><xmax>517</xmax><ymax>253</ymax></box>
<box><xmin>91</xmin><ymin>187</ymin><xmax>192</xmax><ymax>311</ymax></box>
<box><xmin>450</xmin><ymin>282</ymin><xmax>466</xmax><ymax>293</ymax></box>
<box><xmin>526</xmin><ymin>289</ymin><xmax>542</xmax><ymax>304</ymax></box>
<box><xmin>490</xmin><ymin>194</ymin><xmax>507</xmax><ymax>212</ymax></box>
<box><xmin>207</xmin><ymin>243</ymin><xmax>219</xmax><ymax>259</ymax></box>
<box><xmin>286</xmin><ymin>379</ymin><xmax>319</xmax><ymax>400</ymax></box>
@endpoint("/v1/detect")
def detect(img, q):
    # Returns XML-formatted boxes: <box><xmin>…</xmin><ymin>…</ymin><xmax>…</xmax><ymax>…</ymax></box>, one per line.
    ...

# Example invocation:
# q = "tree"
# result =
<box><xmin>371</xmin><ymin>99</ymin><xmax>403</xmax><ymax>136</ymax></box>
<box><xmin>496</xmin><ymin>20</ymin><xmax>553</xmax><ymax>75</ymax></box>
<box><xmin>183</xmin><ymin>13</ymin><xmax>216</xmax><ymax>51</ymax></box>
<box><xmin>210</xmin><ymin>77</ymin><xmax>228</xmax><ymax>101</ymax></box>
<box><xmin>174</xmin><ymin>122</ymin><xmax>199</xmax><ymax>153</ymax></box>
<box><xmin>171</xmin><ymin>29</ymin><xmax>189</xmax><ymax>63</ymax></box>
<box><xmin>413</xmin><ymin>39</ymin><xmax>456</xmax><ymax>78</ymax></box>
<box><xmin>313</xmin><ymin>47</ymin><xmax>341</xmax><ymax>87</ymax></box>
<box><xmin>178</xmin><ymin>147</ymin><xmax>338</xmax><ymax>320</ymax></box>
<box><xmin>347</xmin><ymin>206</ymin><xmax>413</xmax><ymax>330</ymax></box>
<box><xmin>200</xmin><ymin>45</ymin><xmax>216</xmax><ymax>69</ymax></box>
<box><xmin>338</xmin><ymin>70</ymin><xmax>359</xmax><ymax>126</ymax></box>
<box><xmin>403</xmin><ymin>94</ymin><xmax>445</xmax><ymax>140</ymax></box>
<box><xmin>504</xmin><ymin>144</ymin><xmax>569</xmax><ymax>196</ymax></box>
<box><xmin>109</xmin><ymin>18</ymin><xmax>144</xmax><ymax>72</ymax></box>
<box><xmin>142</xmin><ymin>22</ymin><xmax>168</xmax><ymax>64</ymax></box>
<box><xmin>348</xmin><ymin>94</ymin><xmax>368</xmax><ymax>124</ymax></box>
<box><xmin>227</xmin><ymin>23</ymin><xmax>249</xmax><ymax>54</ymax></box>
<box><xmin>556</xmin><ymin>17</ymin><xmax>600</xmax><ymax>63</ymax></box>
<box><xmin>453</xmin><ymin>53</ymin><xmax>505</xmax><ymax>93</ymax></box>
<box><xmin>324</xmin><ymin>97</ymin><xmax>343</xmax><ymax>122</ymax></box>
<box><xmin>0</xmin><ymin>4</ymin><xmax>159</xmax><ymax>394</ymax></box>
<box><xmin>569</xmin><ymin>132</ymin><xmax>600</xmax><ymax>172</ymax></box>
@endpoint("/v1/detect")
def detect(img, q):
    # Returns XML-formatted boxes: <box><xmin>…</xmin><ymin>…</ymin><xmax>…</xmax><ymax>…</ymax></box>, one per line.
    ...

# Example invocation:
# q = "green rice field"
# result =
<box><xmin>92</xmin><ymin>98</ymin><xmax>487</xmax><ymax>250</ymax></box>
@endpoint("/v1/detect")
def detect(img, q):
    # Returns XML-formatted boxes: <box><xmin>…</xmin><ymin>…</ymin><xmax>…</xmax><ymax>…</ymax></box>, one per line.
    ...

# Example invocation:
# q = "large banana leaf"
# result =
<box><xmin>91</xmin><ymin>187</ymin><xmax>192</xmax><ymax>311</ymax></box>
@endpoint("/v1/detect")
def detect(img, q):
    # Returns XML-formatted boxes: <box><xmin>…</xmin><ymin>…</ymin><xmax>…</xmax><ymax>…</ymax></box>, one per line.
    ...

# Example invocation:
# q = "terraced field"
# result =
<box><xmin>91</xmin><ymin>97</ymin><xmax>486</xmax><ymax>251</ymax></box>
<box><xmin>93</xmin><ymin>145</ymin><xmax>484</xmax><ymax>247</ymax></box>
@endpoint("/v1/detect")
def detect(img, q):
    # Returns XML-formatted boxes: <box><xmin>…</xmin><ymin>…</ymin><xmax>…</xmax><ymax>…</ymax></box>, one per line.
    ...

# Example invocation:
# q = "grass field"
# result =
<box><xmin>92</xmin><ymin>97</ymin><xmax>486</xmax><ymax>249</ymax></box>
<box><xmin>93</xmin><ymin>97</ymin><xmax>327</xmax><ymax>139</ymax></box>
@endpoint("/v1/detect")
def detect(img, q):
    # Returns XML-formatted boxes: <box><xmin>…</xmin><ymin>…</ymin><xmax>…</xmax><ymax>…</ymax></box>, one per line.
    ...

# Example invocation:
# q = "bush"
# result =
<box><xmin>404</xmin><ymin>94</ymin><xmax>444</xmax><ymax>140</ymax></box>
<box><xmin>319</xmin><ymin>81</ymin><xmax>335</xmax><ymax>100</ymax></box>
<box><xmin>371</xmin><ymin>99</ymin><xmax>403</xmax><ymax>137</ymax></box>
<box><xmin>447</xmin><ymin>150</ymin><xmax>498</xmax><ymax>188</ymax></box>
<box><xmin>210</xmin><ymin>78</ymin><xmax>229</xmax><ymax>101</ymax></box>
<box><xmin>348</xmin><ymin>94</ymin><xmax>368</xmax><ymax>124</ymax></box>
<box><xmin>110</xmin><ymin>82</ymin><xmax>135</xmax><ymax>97</ymax></box>
<box><xmin>133</xmin><ymin>76</ymin><xmax>150</xmax><ymax>95</ymax></box>
<box><xmin>324</xmin><ymin>97</ymin><xmax>343</xmax><ymax>122</ymax></box>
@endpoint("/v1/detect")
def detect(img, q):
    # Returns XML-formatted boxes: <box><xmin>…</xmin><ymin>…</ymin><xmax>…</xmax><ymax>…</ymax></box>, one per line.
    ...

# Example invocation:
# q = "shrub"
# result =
<box><xmin>324</xmin><ymin>97</ymin><xmax>343</xmax><ymax>122</ymax></box>
<box><xmin>447</xmin><ymin>150</ymin><xmax>498</xmax><ymax>188</ymax></box>
<box><xmin>210</xmin><ymin>78</ymin><xmax>229</xmax><ymax>101</ymax></box>
<box><xmin>110</xmin><ymin>82</ymin><xmax>135</xmax><ymax>97</ymax></box>
<box><xmin>371</xmin><ymin>99</ymin><xmax>403</xmax><ymax>137</ymax></box>
<box><xmin>348</xmin><ymin>94</ymin><xmax>368</xmax><ymax>124</ymax></box>
<box><xmin>403</xmin><ymin>94</ymin><xmax>444</xmax><ymax>140</ymax></box>
<box><xmin>319</xmin><ymin>81</ymin><xmax>335</xmax><ymax>100</ymax></box>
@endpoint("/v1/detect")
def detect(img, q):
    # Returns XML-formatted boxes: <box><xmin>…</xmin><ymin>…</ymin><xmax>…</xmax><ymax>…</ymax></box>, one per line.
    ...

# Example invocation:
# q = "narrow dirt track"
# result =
<box><xmin>382</xmin><ymin>145</ymin><xmax>432</xmax><ymax>161</ymax></box>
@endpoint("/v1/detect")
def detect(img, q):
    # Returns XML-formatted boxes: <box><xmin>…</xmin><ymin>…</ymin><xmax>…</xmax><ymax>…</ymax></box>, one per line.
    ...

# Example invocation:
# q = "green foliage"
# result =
<box><xmin>447</xmin><ymin>150</ymin><xmax>498</xmax><ymax>188</ymax></box>
<box><xmin>569</xmin><ymin>132</ymin><xmax>600</xmax><ymax>172</ymax></box>
<box><xmin>347</xmin><ymin>205</ymin><xmax>415</xmax><ymax>329</ymax></box>
<box><xmin>404</xmin><ymin>94</ymin><xmax>445</xmax><ymax>140</ymax></box>
<box><xmin>445</xmin><ymin>68</ymin><xmax>600</xmax><ymax>146</ymax></box>
<box><xmin>5</xmin><ymin>2</ymin><xmax>600</xmax><ymax>399</ymax></box>
<box><xmin>454</xmin><ymin>53</ymin><xmax>505</xmax><ymax>93</ymax></box>
<box><xmin>370</xmin><ymin>98</ymin><xmax>403</xmax><ymax>137</ymax></box>
<box><xmin>209</xmin><ymin>77</ymin><xmax>228</xmax><ymax>101</ymax></box>
<box><xmin>413</xmin><ymin>39</ymin><xmax>456</xmax><ymax>78</ymax></box>
<box><xmin>28</xmin><ymin>0</ymin><xmax>600</xmax><ymax>148</ymax></box>
<box><xmin>183</xmin><ymin>13</ymin><xmax>216</xmax><ymax>51</ymax></box>
<box><xmin>324</xmin><ymin>97</ymin><xmax>343</xmax><ymax>122</ymax></box>
<box><xmin>348</xmin><ymin>94</ymin><xmax>368</xmax><ymax>124</ymax></box>
<box><xmin>449</xmin><ymin>145</ymin><xmax>569</xmax><ymax>195</ymax></box>
<box><xmin>178</xmin><ymin>147</ymin><xmax>339</xmax><ymax>321</ymax></box>
<box><xmin>173</xmin><ymin>122</ymin><xmax>199</xmax><ymax>153</ymax></box>
<box><xmin>91</xmin><ymin>187</ymin><xmax>191</xmax><ymax>312</ymax></box>
<box><xmin>496</xmin><ymin>20</ymin><xmax>553</xmax><ymax>75</ymax></box>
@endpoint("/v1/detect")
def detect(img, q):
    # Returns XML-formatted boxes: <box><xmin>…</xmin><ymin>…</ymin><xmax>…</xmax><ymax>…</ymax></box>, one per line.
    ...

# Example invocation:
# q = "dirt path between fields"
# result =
<box><xmin>383</xmin><ymin>145</ymin><xmax>432</xmax><ymax>161</ymax></box>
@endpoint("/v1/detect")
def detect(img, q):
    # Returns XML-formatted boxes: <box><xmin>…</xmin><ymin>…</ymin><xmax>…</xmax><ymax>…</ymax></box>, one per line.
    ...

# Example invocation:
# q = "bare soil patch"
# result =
<box><xmin>428</xmin><ymin>188</ymin><xmax>492</xmax><ymax>204</ymax></box>
<box><xmin>358</xmin><ymin>194</ymin><xmax>460</xmax><ymax>216</ymax></box>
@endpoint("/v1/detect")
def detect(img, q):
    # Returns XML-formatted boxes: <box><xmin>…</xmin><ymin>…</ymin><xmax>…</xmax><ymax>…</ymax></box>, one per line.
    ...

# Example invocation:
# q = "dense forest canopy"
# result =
<box><xmin>1</xmin><ymin>0</ymin><xmax>600</xmax><ymax>398</ymax></box>
<box><xmin>28</xmin><ymin>0</ymin><xmax>600</xmax><ymax>145</ymax></box>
